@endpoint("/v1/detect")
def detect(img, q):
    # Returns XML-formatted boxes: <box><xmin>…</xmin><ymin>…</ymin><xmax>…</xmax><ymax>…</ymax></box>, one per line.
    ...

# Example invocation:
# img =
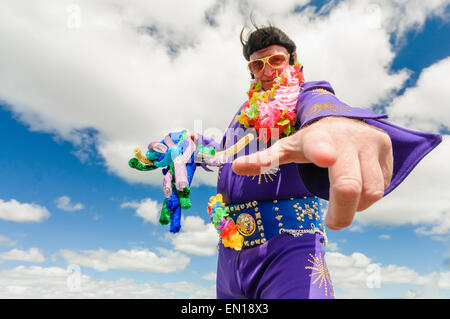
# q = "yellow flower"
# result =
<box><xmin>208</xmin><ymin>194</ymin><xmax>225</xmax><ymax>207</ymax></box>
<box><xmin>222</xmin><ymin>232</ymin><xmax>244</xmax><ymax>251</ymax></box>
<box><xmin>236</xmin><ymin>111</ymin><xmax>250</xmax><ymax>128</ymax></box>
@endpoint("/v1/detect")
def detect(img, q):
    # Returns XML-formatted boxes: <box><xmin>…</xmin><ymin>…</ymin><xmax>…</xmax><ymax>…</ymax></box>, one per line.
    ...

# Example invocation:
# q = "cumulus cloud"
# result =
<box><xmin>162</xmin><ymin>281</ymin><xmax>215</xmax><ymax>299</ymax></box>
<box><xmin>325</xmin><ymin>251</ymin><xmax>450</xmax><ymax>298</ymax></box>
<box><xmin>0</xmin><ymin>199</ymin><xmax>50</xmax><ymax>222</ymax></box>
<box><xmin>325</xmin><ymin>241</ymin><xmax>340</xmax><ymax>252</ymax></box>
<box><xmin>0</xmin><ymin>235</ymin><xmax>17</xmax><ymax>247</ymax></box>
<box><xmin>54</xmin><ymin>196</ymin><xmax>84</xmax><ymax>212</ymax></box>
<box><xmin>202</xmin><ymin>272</ymin><xmax>217</xmax><ymax>281</ymax></box>
<box><xmin>1</xmin><ymin>0</ymin><xmax>448</xmax><ymax>188</ymax></box>
<box><xmin>387</xmin><ymin>57</ymin><xmax>450</xmax><ymax>132</ymax></box>
<box><xmin>0</xmin><ymin>265</ymin><xmax>213</xmax><ymax>298</ymax></box>
<box><xmin>169</xmin><ymin>216</ymin><xmax>219</xmax><ymax>256</ymax></box>
<box><xmin>342</xmin><ymin>53</ymin><xmax>450</xmax><ymax>237</ymax></box>
<box><xmin>0</xmin><ymin>248</ymin><xmax>45</xmax><ymax>263</ymax></box>
<box><xmin>353</xmin><ymin>135</ymin><xmax>450</xmax><ymax>236</ymax></box>
<box><xmin>121</xmin><ymin>197</ymin><xmax>161</xmax><ymax>224</ymax></box>
<box><xmin>58</xmin><ymin>247</ymin><xmax>190</xmax><ymax>273</ymax></box>
<box><xmin>0</xmin><ymin>249</ymin><xmax>448</xmax><ymax>298</ymax></box>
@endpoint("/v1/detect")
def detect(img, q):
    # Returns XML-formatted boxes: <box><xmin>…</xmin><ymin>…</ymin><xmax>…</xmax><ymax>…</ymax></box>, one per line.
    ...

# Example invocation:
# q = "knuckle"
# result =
<box><xmin>332</xmin><ymin>176</ymin><xmax>362</xmax><ymax>199</ymax></box>
<box><xmin>377</xmin><ymin>131</ymin><xmax>392</xmax><ymax>151</ymax></box>
<box><xmin>362</xmin><ymin>188</ymin><xmax>384</xmax><ymax>202</ymax></box>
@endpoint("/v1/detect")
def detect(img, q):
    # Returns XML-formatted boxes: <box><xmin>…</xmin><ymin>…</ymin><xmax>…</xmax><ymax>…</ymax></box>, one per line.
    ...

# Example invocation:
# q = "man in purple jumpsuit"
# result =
<box><xmin>191</xmin><ymin>26</ymin><xmax>442</xmax><ymax>299</ymax></box>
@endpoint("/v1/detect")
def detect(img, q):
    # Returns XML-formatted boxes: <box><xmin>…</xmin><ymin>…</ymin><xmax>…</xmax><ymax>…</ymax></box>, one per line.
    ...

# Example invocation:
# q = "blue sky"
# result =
<box><xmin>0</xmin><ymin>0</ymin><xmax>449</xmax><ymax>298</ymax></box>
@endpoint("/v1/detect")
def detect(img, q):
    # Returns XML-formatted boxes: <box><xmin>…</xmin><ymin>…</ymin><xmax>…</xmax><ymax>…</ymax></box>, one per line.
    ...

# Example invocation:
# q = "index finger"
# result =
<box><xmin>232</xmin><ymin>127</ymin><xmax>337</xmax><ymax>176</ymax></box>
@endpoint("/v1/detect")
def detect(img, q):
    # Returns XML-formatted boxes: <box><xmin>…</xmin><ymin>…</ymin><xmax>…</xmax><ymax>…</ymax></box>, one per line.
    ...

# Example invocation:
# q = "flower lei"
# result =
<box><xmin>235</xmin><ymin>62</ymin><xmax>304</xmax><ymax>142</ymax></box>
<box><xmin>207</xmin><ymin>194</ymin><xmax>244</xmax><ymax>250</ymax></box>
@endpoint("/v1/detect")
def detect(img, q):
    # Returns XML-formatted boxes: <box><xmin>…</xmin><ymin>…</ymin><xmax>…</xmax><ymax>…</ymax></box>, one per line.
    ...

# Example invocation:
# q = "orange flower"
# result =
<box><xmin>219</xmin><ymin>221</ymin><xmax>238</xmax><ymax>240</ymax></box>
<box><xmin>222</xmin><ymin>232</ymin><xmax>244</xmax><ymax>251</ymax></box>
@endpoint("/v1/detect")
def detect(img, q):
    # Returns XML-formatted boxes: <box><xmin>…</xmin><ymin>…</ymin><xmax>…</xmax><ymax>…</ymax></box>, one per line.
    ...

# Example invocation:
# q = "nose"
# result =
<box><xmin>263</xmin><ymin>63</ymin><xmax>275</xmax><ymax>78</ymax></box>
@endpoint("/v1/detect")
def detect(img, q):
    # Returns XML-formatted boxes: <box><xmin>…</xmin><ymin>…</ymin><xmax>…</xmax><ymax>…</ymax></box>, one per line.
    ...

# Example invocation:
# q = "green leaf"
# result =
<box><xmin>277</xmin><ymin>119</ymin><xmax>290</xmax><ymax>126</ymax></box>
<box><xmin>283</xmin><ymin>125</ymin><xmax>292</xmax><ymax>136</ymax></box>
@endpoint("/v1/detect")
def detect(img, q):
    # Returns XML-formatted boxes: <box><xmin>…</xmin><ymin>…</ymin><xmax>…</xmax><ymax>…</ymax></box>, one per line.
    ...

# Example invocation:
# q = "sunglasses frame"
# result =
<box><xmin>248</xmin><ymin>52</ymin><xmax>290</xmax><ymax>74</ymax></box>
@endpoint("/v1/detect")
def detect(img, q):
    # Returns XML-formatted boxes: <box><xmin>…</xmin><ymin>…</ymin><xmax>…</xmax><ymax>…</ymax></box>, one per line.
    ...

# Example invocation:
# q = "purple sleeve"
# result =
<box><xmin>297</xmin><ymin>81</ymin><xmax>387</xmax><ymax>127</ymax></box>
<box><xmin>295</xmin><ymin>81</ymin><xmax>442</xmax><ymax>200</ymax></box>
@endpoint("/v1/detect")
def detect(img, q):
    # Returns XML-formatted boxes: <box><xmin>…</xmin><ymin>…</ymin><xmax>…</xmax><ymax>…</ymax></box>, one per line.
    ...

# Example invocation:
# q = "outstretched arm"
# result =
<box><xmin>232</xmin><ymin>81</ymin><xmax>442</xmax><ymax>231</ymax></box>
<box><xmin>232</xmin><ymin>115</ymin><xmax>395</xmax><ymax>230</ymax></box>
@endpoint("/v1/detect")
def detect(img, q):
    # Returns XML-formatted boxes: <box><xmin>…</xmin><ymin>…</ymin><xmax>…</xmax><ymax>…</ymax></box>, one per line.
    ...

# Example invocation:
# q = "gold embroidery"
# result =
<box><xmin>251</xmin><ymin>167</ymin><xmax>280</xmax><ymax>184</ymax></box>
<box><xmin>305</xmin><ymin>102</ymin><xmax>352</xmax><ymax>118</ymax></box>
<box><xmin>311</xmin><ymin>88</ymin><xmax>335</xmax><ymax>96</ymax></box>
<box><xmin>305</xmin><ymin>253</ymin><xmax>334</xmax><ymax>297</ymax></box>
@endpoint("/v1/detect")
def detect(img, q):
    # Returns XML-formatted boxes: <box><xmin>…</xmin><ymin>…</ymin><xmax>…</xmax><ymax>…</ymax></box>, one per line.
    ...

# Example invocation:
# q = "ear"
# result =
<box><xmin>292</xmin><ymin>51</ymin><xmax>298</xmax><ymax>64</ymax></box>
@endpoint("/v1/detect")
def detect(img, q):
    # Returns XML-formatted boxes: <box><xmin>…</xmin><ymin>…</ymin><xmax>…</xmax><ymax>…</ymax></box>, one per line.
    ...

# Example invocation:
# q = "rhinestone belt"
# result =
<box><xmin>224</xmin><ymin>196</ymin><xmax>326</xmax><ymax>249</ymax></box>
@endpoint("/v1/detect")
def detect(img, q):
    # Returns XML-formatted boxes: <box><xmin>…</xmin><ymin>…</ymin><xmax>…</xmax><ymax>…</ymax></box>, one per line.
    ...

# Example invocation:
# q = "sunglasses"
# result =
<box><xmin>248</xmin><ymin>52</ymin><xmax>290</xmax><ymax>74</ymax></box>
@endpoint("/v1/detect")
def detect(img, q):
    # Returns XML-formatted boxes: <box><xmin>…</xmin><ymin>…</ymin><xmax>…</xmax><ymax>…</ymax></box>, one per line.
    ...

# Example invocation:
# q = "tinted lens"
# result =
<box><xmin>268</xmin><ymin>54</ymin><xmax>287</xmax><ymax>67</ymax></box>
<box><xmin>249</xmin><ymin>60</ymin><xmax>264</xmax><ymax>73</ymax></box>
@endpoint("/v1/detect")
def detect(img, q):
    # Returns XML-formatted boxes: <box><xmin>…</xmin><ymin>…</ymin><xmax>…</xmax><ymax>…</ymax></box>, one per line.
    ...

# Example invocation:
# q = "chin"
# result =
<box><xmin>261</xmin><ymin>80</ymin><xmax>272</xmax><ymax>88</ymax></box>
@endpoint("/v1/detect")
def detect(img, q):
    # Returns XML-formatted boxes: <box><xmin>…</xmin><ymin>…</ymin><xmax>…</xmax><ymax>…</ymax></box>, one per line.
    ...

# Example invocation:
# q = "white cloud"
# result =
<box><xmin>0</xmin><ymin>250</ymin><xmax>448</xmax><ymax>298</ymax></box>
<box><xmin>54</xmin><ymin>196</ymin><xmax>84</xmax><ymax>212</ymax></box>
<box><xmin>58</xmin><ymin>247</ymin><xmax>190</xmax><ymax>273</ymax></box>
<box><xmin>374</xmin><ymin>0</ymin><xmax>450</xmax><ymax>36</ymax></box>
<box><xmin>162</xmin><ymin>281</ymin><xmax>215</xmax><ymax>299</ymax></box>
<box><xmin>325</xmin><ymin>241</ymin><xmax>340</xmax><ymax>252</ymax></box>
<box><xmin>0</xmin><ymin>235</ymin><xmax>17</xmax><ymax>247</ymax></box>
<box><xmin>378</xmin><ymin>234</ymin><xmax>391</xmax><ymax>240</ymax></box>
<box><xmin>387</xmin><ymin>57</ymin><xmax>450</xmax><ymax>132</ymax></box>
<box><xmin>169</xmin><ymin>216</ymin><xmax>219</xmax><ymax>256</ymax></box>
<box><xmin>0</xmin><ymin>248</ymin><xmax>45</xmax><ymax>263</ymax></box>
<box><xmin>243</xmin><ymin>0</ymin><xmax>311</xmax><ymax>17</ymax></box>
<box><xmin>353</xmin><ymin>135</ymin><xmax>450</xmax><ymax>236</ymax></box>
<box><xmin>121</xmin><ymin>198</ymin><xmax>161</xmax><ymax>224</ymax></box>
<box><xmin>325</xmin><ymin>251</ymin><xmax>450</xmax><ymax>298</ymax></box>
<box><xmin>0</xmin><ymin>265</ymin><xmax>213</xmax><ymax>298</ymax></box>
<box><xmin>0</xmin><ymin>198</ymin><xmax>50</xmax><ymax>222</ymax></box>
<box><xmin>1</xmin><ymin>0</ymin><xmax>448</xmax><ymax>188</ymax></box>
<box><xmin>346</xmin><ymin>55</ymin><xmax>450</xmax><ymax>237</ymax></box>
<box><xmin>202</xmin><ymin>272</ymin><xmax>217</xmax><ymax>281</ymax></box>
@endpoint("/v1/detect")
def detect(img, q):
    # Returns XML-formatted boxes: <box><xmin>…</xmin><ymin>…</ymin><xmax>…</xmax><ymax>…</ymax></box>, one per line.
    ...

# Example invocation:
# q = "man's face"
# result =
<box><xmin>248</xmin><ymin>44</ymin><xmax>296</xmax><ymax>90</ymax></box>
